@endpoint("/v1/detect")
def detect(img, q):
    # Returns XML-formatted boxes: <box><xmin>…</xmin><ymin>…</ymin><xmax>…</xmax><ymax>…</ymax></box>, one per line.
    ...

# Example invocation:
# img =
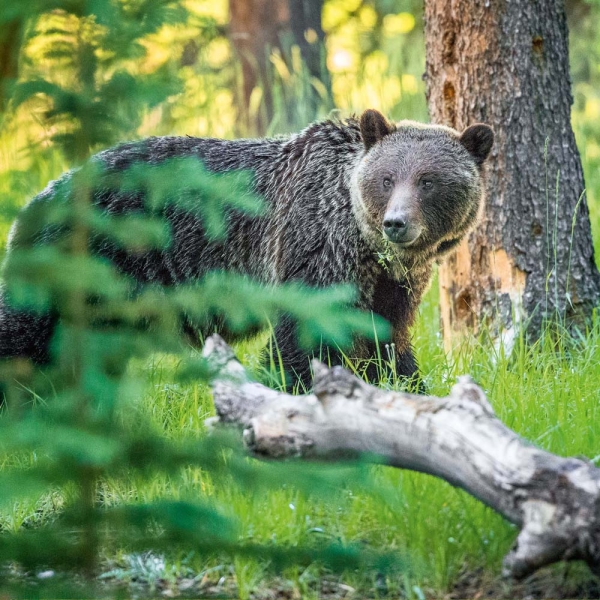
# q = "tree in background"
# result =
<box><xmin>289</xmin><ymin>0</ymin><xmax>332</xmax><ymax>116</ymax></box>
<box><xmin>0</xmin><ymin>17</ymin><xmax>21</xmax><ymax>114</ymax></box>
<box><xmin>424</xmin><ymin>0</ymin><xmax>600</xmax><ymax>349</ymax></box>
<box><xmin>228</xmin><ymin>0</ymin><xmax>332</xmax><ymax>134</ymax></box>
<box><xmin>228</xmin><ymin>0</ymin><xmax>290</xmax><ymax>133</ymax></box>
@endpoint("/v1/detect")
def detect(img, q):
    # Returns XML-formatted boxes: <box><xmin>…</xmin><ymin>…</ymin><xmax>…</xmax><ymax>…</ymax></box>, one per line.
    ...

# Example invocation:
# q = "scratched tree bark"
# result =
<box><xmin>424</xmin><ymin>0</ymin><xmax>600</xmax><ymax>349</ymax></box>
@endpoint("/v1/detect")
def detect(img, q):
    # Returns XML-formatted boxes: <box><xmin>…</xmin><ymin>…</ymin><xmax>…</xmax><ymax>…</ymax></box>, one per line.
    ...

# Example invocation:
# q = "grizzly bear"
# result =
<box><xmin>0</xmin><ymin>109</ymin><xmax>493</xmax><ymax>389</ymax></box>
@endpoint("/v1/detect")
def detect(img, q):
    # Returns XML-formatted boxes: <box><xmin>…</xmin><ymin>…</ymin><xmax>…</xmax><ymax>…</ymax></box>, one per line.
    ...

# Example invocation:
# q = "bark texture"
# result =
<box><xmin>424</xmin><ymin>0</ymin><xmax>600</xmax><ymax>348</ymax></box>
<box><xmin>204</xmin><ymin>334</ymin><xmax>600</xmax><ymax>580</ymax></box>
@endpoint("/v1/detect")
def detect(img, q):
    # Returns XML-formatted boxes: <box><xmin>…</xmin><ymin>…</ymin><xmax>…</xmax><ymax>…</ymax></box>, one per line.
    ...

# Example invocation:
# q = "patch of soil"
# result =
<box><xmin>446</xmin><ymin>565</ymin><xmax>600</xmax><ymax>600</ymax></box>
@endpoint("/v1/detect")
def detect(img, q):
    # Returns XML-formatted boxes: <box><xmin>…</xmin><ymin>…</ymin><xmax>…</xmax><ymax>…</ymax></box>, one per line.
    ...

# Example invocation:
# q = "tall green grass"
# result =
<box><xmin>2</xmin><ymin>260</ymin><xmax>595</xmax><ymax>597</ymax></box>
<box><xmin>67</xmin><ymin>275</ymin><xmax>598</xmax><ymax>598</ymax></box>
<box><xmin>2</xmin><ymin>133</ymin><xmax>600</xmax><ymax>600</ymax></box>
<box><xmin>1</xmin><ymin>22</ymin><xmax>600</xmax><ymax>595</ymax></box>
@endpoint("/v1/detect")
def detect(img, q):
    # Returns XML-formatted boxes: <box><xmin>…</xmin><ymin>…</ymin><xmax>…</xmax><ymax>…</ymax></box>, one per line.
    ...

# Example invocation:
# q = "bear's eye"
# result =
<box><xmin>382</xmin><ymin>177</ymin><xmax>393</xmax><ymax>190</ymax></box>
<box><xmin>420</xmin><ymin>178</ymin><xmax>434</xmax><ymax>189</ymax></box>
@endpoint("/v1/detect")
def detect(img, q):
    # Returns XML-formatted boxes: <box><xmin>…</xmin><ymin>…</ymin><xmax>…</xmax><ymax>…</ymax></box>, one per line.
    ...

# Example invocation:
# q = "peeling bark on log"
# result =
<box><xmin>203</xmin><ymin>334</ymin><xmax>600</xmax><ymax>580</ymax></box>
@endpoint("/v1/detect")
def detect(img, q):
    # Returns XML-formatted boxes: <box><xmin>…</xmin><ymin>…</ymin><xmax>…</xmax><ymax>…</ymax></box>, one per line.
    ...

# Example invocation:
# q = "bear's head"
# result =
<box><xmin>352</xmin><ymin>109</ymin><xmax>493</xmax><ymax>259</ymax></box>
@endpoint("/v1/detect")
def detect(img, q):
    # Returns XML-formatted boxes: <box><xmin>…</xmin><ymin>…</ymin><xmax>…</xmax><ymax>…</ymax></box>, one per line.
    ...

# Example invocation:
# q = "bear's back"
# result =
<box><xmin>11</xmin><ymin>119</ymin><xmax>366</xmax><ymax>288</ymax></box>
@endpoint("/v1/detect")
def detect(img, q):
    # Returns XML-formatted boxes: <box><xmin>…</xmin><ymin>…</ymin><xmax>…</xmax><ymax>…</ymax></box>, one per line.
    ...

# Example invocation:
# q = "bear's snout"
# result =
<box><xmin>383</xmin><ymin>216</ymin><xmax>408</xmax><ymax>241</ymax></box>
<box><xmin>382</xmin><ymin>212</ymin><xmax>422</xmax><ymax>245</ymax></box>
<box><xmin>383</xmin><ymin>185</ymin><xmax>423</xmax><ymax>246</ymax></box>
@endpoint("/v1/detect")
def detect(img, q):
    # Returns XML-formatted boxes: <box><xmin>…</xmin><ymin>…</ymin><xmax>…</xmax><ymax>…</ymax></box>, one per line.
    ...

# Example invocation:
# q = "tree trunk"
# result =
<box><xmin>288</xmin><ymin>0</ymin><xmax>333</xmax><ymax>114</ymax></box>
<box><xmin>228</xmin><ymin>0</ymin><xmax>290</xmax><ymax>135</ymax></box>
<box><xmin>228</xmin><ymin>0</ymin><xmax>331</xmax><ymax>135</ymax></box>
<box><xmin>0</xmin><ymin>20</ymin><xmax>22</xmax><ymax>114</ymax></box>
<box><xmin>424</xmin><ymin>0</ymin><xmax>600</xmax><ymax>350</ymax></box>
<box><xmin>203</xmin><ymin>334</ymin><xmax>600</xmax><ymax>580</ymax></box>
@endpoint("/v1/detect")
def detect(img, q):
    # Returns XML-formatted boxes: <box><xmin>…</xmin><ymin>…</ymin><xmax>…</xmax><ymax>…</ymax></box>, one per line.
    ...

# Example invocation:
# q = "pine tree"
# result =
<box><xmin>0</xmin><ymin>1</ymin><xmax>391</xmax><ymax>593</ymax></box>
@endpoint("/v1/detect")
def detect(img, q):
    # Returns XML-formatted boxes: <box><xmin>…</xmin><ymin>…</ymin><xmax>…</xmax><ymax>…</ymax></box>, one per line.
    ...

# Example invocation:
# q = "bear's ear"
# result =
<box><xmin>360</xmin><ymin>109</ymin><xmax>394</xmax><ymax>152</ymax></box>
<box><xmin>460</xmin><ymin>124</ymin><xmax>494</xmax><ymax>166</ymax></box>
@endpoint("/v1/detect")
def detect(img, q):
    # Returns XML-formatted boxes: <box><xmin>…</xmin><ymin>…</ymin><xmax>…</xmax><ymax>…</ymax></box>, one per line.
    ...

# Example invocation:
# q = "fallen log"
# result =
<box><xmin>202</xmin><ymin>334</ymin><xmax>600</xmax><ymax>579</ymax></box>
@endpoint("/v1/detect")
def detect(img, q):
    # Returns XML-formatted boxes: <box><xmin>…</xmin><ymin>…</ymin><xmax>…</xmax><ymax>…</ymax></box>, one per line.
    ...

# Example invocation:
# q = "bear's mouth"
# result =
<box><xmin>388</xmin><ymin>235</ymin><xmax>420</xmax><ymax>248</ymax></box>
<box><xmin>383</xmin><ymin>228</ymin><xmax>422</xmax><ymax>247</ymax></box>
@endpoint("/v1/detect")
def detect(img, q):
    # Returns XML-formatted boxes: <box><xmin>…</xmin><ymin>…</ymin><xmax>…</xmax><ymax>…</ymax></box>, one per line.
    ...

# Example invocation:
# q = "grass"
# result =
<box><xmin>76</xmin><ymin>279</ymin><xmax>600</xmax><ymax>599</ymax></box>
<box><xmin>2</xmin><ymin>286</ymin><xmax>592</xmax><ymax>598</ymax></box>
<box><xmin>1</xmin><ymin>54</ymin><xmax>600</xmax><ymax>600</ymax></box>
<box><xmin>1</xmin><ymin>154</ymin><xmax>600</xmax><ymax>599</ymax></box>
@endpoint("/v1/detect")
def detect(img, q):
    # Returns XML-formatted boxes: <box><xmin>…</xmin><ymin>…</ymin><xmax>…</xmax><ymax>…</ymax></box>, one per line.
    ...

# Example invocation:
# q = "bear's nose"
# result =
<box><xmin>383</xmin><ymin>217</ymin><xmax>408</xmax><ymax>242</ymax></box>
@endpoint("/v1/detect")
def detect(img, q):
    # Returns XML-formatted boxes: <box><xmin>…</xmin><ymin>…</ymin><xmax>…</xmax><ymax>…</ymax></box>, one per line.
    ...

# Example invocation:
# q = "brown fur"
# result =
<box><xmin>0</xmin><ymin>110</ymin><xmax>493</xmax><ymax>391</ymax></box>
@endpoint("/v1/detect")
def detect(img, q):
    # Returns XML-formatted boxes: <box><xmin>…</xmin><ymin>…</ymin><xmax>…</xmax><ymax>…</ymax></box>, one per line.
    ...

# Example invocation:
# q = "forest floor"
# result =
<box><xmin>2</xmin><ymin>144</ymin><xmax>600</xmax><ymax>600</ymax></box>
<box><xmin>3</xmin><ymin>279</ymin><xmax>599</xmax><ymax>598</ymax></box>
<box><xmin>81</xmin><ymin>285</ymin><xmax>600</xmax><ymax>599</ymax></box>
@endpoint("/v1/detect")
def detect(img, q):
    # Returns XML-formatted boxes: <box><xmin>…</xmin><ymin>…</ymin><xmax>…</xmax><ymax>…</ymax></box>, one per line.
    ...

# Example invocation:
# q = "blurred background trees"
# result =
<box><xmin>229</xmin><ymin>0</ymin><xmax>332</xmax><ymax>133</ymax></box>
<box><xmin>0</xmin><ymin>0</ymin><xmax>429</xmax><ymax>145</ymax></box>
<box><xmin>2</xmin><ymin>0</ymin><xmax>598</xmax><ymax>207</ymax></box>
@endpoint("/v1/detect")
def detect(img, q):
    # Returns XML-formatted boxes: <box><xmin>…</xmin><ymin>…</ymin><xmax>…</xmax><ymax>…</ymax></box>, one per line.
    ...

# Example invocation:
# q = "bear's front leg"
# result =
<box><xmin>365</xmin><ymin>271</ymin><xmax>425</xmax><ymax>390</ymax></box>
<box><xmin>269</xmin><ymin>316</ymin><xmax>313</xmax><ymax>392</ymax></box>
<box><xmin>360</xmin><ymin>334</ymin><xmax>421</xmax><ymax>390</ymax></box>
<box><xmin>270</xmin><ymin>316</ymin><xmax>347</xmax><ymax>392</ymax></box>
